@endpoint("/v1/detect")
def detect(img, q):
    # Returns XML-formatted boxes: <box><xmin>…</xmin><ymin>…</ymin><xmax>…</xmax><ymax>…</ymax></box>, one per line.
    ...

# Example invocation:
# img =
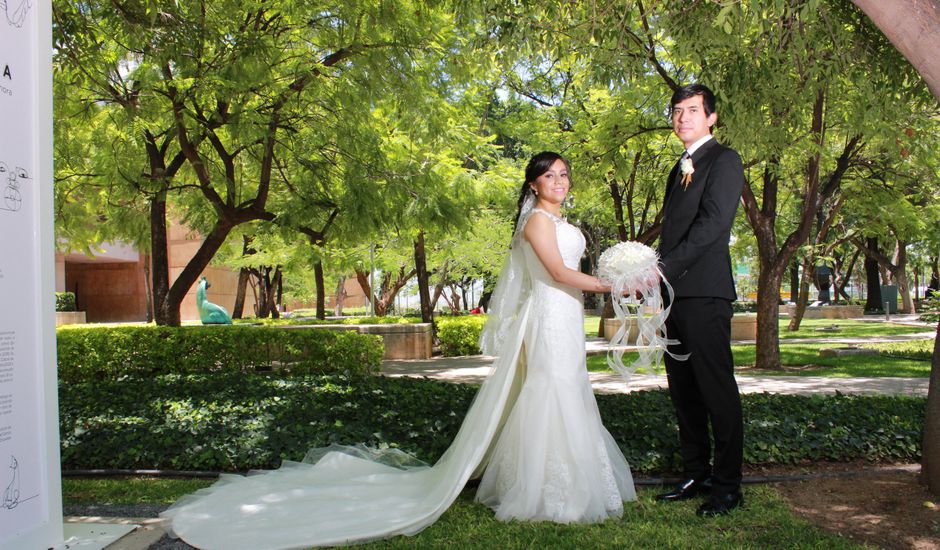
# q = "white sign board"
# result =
<box><xmin>0</xmin><ymin>0</ymin><xmax>63</xmax><ymax>548</ymax></box>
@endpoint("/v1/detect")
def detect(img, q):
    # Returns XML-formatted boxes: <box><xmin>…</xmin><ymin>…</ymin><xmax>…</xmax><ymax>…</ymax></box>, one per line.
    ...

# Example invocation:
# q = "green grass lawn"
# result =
<box><xmin>585</xmin><ymin>315</ymin><xmax>601</xmax><ymax>338</ymax></box>
<box><xmin>63</xmin><ymin>478</ymin><xmax>862</xmax><ymax>549</ymax></box>
<box><xmin>587</xmin><ymin>341</ymin><xmax>933</xmax><ymax>377</ymax></box>
<box><xmin>775</xmin><ymin>318</ymin><xmax>930</xmax><ymax>339</ymax></box>
<box><xmin>587</xmin><ymin>315</ymin><xmax>934</xmax><ymax>377</ymax></box>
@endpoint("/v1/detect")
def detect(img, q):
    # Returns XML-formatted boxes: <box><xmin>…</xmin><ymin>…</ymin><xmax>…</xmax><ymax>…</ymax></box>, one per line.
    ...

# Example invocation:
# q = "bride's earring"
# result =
<box><xmin>563</xmin><ymin>193</ymin><xmax>574</xmax><ymax>209</ymax></box>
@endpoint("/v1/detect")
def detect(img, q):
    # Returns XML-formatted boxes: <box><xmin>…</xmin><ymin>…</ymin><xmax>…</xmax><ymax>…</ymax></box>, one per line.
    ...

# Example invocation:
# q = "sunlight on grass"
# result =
<box><xmin>585</xmin><ymin>315</ymin><xmax>601</xmax><ymax>338</ymax></box>
<box><xmin>777</xmin><ymin>318</ymin><xmax>928</xmax><ymax>339</ymax></box>
<box><xmin>63</xmin><ymin>480</ymin><xmax>862</xmax><ymax>549</ymax></box>
<box><xmin>63</xmin><ymin>476</ymin><xmax>215</xmax><ymax>504</ymax></box>
<box><xmin>731</xmin><ymin>343</ymin><xmax>931</xmax><ymax>377</ymax></box>
<box><xmin>372</xmin><ymin>486</ymin><xmax>863</xmax><ymax>549</ymax></box>
<box><xmin>586</xmin><ymin>317</ymin><xmax>933</xmax><ymax>378</ymax></box>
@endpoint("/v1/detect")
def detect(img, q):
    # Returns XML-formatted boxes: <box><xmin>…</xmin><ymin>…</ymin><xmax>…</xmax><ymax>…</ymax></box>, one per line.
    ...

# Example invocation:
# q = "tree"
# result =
<box><xmin>663</xmin><ymin>1</ymin><xmax>933</xmax><ymax>368</ymax></box>
<box><xmin>54</xmin><ymin>0</ymin><xmax>456</xmax><ymax>325</ymax></box>
<box><xmin>851</xmin><ymin>0</ymin><xmax>940</xmax><ymax>100</ymax></box>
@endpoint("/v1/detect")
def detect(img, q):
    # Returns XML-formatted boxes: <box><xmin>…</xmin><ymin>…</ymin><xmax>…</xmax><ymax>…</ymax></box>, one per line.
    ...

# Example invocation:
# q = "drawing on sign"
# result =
<box><xmin>1</xmin><ymin>455</ymin><xmax>18</xmax><ymax>509</ymax></box>
<box><xmin>0</xmin><ymin>162</ymin><xmax>26</xmax><ymax>213</ymax></box>
<box><xmin>1</xmin><ymin>0</ymin><xmax>31</xmax><ymax>28</ymax></box>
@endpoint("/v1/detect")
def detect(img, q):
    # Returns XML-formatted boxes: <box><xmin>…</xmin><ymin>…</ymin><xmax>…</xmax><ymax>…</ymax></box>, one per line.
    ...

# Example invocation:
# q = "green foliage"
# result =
<box><xmin>237</xmin><ymin>316</ymin><xmax>420</xmax><ymax>327</ymax></box>
<box><xmin>56</xmin><ymin>292</ymin><xmax>77</xmax><ymax>312</ymax></box>
<box><xmin>864</xmin><ymin>340</ymin><xmax>935</xmax><ymax>361</ymax></box>
<box><xmin>732</xmin><ymin>301</ymin><xmax>759</xmax><ymax>313</ymax></box>
<box><xmin>436</xmin><ymin>315</ymin><xmax>487</xmax><ymax>356</ymax></box>
<box><xmin>919</xmin><ymin>294</ymin><xmax>940</xmax><ymax>323</ymax></box>
<box><xmin>59</xmin><ymin>374</ymin><xmax>477</xmax><ymax>471</ymax></box>
<box><xmin>58</xmin><ymin>375</ymin><xmax>924</xmax><ymax>473</ymax></box>
<box><xmin>56</xmin><ymin>326</ymin><xmax>383</xmax><ymax>382</ymax></box>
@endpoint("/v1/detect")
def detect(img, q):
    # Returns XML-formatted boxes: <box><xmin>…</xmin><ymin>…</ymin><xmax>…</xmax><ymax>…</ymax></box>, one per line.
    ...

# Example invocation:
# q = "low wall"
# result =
<box><xmin>603</xmin><ymin>313</ymin><xmax>757</xmax><ymax>343</ymax></box>
<box><xmin>730</xmin><ymin>313</ymin><xmax>757</xmax><ymax>341</ymax></box>
<box><xmin>785</xmin><ymin>304</ymin><xmax>865</xmax><ymax>319</ymax></box>
<box><xmin>280</xmin><ymin>323</ymin><xmax>433</xmax><ymax>360</ymax></box>
<box><xmin>55</xmin><ymin>311</ymin><xmax>86</xmax><ymax>326</ymax></box>
<box><xmin>603</xmin><ymin>318</ymin><xmax>638</xmax><ymax>344</ymax></box>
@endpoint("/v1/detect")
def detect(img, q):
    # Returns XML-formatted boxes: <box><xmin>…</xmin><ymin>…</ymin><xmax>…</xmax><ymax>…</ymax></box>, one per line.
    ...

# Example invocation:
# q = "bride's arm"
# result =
<box><xmin>523</xmin><ymin>212</ymin><xmax>610</xmax><ymax>293</ymax></box>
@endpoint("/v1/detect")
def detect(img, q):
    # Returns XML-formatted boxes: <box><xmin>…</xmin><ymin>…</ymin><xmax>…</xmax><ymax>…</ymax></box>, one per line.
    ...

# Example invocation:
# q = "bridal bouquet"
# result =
<box><xmin>597</xmin><ymin>242</ymin><xmax>687</xmax><ymax>382</ymax></box>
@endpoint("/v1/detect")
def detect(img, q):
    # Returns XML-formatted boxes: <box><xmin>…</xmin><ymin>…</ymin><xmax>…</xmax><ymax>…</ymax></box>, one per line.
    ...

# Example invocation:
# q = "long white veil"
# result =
<box><xmin>479</xmin><ymin>193</ymin><xmax>536</xmax><ymax>356</ymax></box>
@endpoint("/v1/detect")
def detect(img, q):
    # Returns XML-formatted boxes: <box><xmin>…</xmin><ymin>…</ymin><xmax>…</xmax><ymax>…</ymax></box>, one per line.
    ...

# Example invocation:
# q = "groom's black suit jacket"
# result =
<box><xmin>659</xmin><ymin>138</ymin><xmax>743</xmax><ymax>300</ymax></box>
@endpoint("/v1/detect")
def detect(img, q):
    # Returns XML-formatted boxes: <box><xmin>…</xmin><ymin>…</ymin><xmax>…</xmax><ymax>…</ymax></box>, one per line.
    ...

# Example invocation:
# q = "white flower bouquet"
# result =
<box><xmin>597</xmin><ymin>241</ymin><xmax>687</xmax><ymax>382</ymax></box>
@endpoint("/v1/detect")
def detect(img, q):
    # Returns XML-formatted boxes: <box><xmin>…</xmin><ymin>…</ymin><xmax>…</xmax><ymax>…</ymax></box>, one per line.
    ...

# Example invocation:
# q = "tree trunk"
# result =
<box><xmin>314</xmin><ymin>260</ymin><xmax>326</xmax><ymax>320</ymax></box>
<box><xmin>232</xmin><ymin>267</ymin><xmax>250</xmax><ymax>319</ymax></box>
<box><xmin>929</xmin><ymin>256</ymin><xmax>940</xmax><ymax>297</ymax></box>
<box><xmin>788</xmin><ymin>254</ymin><xmax>814</xmax><ymax>331</ymax></box>
<box><xmin>835</xmin><ymin>248</ymin><xmax>861</xmax><ymax>303</ymax></box>
<box><xmin>142</xmin><ymin>254</ymin><xmax>154</xmax><ymax>323</ymax></box>
<box><xmin>755</xmin><ymin>268</ymin><xmax>783</xmax><ymax>370</ymax></box>
<box><xmin>893</xmin><ymin>241</ymin><xmax>915</xmax><ymax>313</ymax></box>
<box><xmin>149</xmin><ymin>192</ymin><xmax>175</xmax><ymax>326</ymax></box>
<box><xmin>273</xmin><ymin>269</ymin><xmax>282</xmax><ymax>319</ymax></box>
<box><xmin>597</xmin><ymin>299</ymin><xmax>615</xmax><ymax>339</ymax></box>
<box><xmin>414</xmin><ymin>232</ymin><xmax>433</xmax><ymax>323</ymax></box>
<box><xmin>789</xmin><ymin>261</ymin><xmax>800</xmax><ymax>302</ymax></box>
<box><xmin>164</xmin><ymin>219</ymin><xmax>237</xmax><ymax>325</ymax></box>
<box><xmin>355</xmin><ymin>267</ymin><xmax>416</xmax><ymax>317</ymax></box>
<box><xmin>922</xmin><ymin>318</ymin><xmax>940</xmax><ymax>494</ymax></box>
<box><xmin>851</xmin><ymin>0</ymin><xmax>940</xmax><ymax>102</ymax></box>
<box><xmin>864</xmin><ymin>238</ymin><xmax>884</xmax><ymax>312</ymax></box>
<box><xmin>334</xmin><ymin>276</ymin><xmax>347</xmax><ymax>316</ymax></box>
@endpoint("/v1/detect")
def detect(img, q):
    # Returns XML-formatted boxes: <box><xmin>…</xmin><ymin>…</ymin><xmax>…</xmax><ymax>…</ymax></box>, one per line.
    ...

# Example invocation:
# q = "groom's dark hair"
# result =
<box><xmin>670</xmin><ymin>84</ymin><xmax>717</xmax><ymax>116</ymax></box>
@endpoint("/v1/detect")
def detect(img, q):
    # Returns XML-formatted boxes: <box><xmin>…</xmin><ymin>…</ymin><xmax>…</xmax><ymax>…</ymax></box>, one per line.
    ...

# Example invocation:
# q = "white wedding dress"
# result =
<box><xmin>160</xmin><ymin>208</ymin><xmax>636</xmax><ymax>549</ymax></box>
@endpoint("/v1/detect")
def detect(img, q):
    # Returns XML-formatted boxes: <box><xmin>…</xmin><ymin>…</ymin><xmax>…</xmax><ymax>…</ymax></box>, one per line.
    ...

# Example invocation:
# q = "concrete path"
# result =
<box><xmin>381</xmin><ymin>355</ymin><xmax>930</xmax><ymax>396</ymax></box>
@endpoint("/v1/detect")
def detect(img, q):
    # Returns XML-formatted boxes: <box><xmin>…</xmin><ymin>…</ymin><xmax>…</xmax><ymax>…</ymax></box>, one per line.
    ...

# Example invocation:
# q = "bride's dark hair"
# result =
<box><xmin>512</xmin><ymin>151</ymin><xmax>571</xmax><ymax>235</ymax></box>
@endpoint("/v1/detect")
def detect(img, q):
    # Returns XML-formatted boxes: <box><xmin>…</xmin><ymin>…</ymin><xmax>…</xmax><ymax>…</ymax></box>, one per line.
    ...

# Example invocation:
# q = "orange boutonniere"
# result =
<box><xmin>680</xmin><ymin>157</ymin><xmax>694</xmax><ymax>190</ymax></box>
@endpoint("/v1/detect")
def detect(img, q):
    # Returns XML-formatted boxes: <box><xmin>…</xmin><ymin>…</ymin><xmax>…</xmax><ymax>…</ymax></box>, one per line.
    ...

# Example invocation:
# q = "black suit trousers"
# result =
<box><xmin>664</xmin><ymin>297</ymin><xmax>743</xmax><ymax>495</ymax></box>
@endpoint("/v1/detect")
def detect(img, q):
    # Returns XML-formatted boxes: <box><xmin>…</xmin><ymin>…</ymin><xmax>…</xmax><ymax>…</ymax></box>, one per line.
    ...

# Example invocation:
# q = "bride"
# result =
<box><xmin>160</xmin><ymin>152</ymin><xmax>637</xmax><ymax>549</ymax></box>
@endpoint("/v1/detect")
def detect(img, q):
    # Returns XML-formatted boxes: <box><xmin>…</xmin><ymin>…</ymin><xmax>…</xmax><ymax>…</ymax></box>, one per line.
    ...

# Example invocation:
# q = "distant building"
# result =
<box><xmin>56</xmin><ymin>223</ymin><xmax>250</xmax><ymax>323</ymax></box>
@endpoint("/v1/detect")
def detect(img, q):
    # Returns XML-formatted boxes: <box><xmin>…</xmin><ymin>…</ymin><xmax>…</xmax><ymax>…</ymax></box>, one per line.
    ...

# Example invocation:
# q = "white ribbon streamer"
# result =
<box><xmin>598</xmin><ymin>242</ymin><xmax>689</xmax><ymax>383</ymax></box>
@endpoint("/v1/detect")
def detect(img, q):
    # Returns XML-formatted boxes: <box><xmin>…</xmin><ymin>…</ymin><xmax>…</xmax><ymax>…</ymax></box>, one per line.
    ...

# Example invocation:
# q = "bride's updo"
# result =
<box><xmin>512</xmin><ymin>151</ymin><xmax>571</xmax><ymax>234</ymax></box>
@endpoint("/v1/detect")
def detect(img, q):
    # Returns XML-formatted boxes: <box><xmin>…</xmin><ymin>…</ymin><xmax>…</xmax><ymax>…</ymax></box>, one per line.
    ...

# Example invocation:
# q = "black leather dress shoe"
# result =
<box><xmin>655</xmin><ymin>477</ymin><xmax>712</xmax><ymax>502</ymax></box>
<box><xmin>696</xmin><ymin>490</ymin><xmax>743</xmax><ymax>517</ymax></box>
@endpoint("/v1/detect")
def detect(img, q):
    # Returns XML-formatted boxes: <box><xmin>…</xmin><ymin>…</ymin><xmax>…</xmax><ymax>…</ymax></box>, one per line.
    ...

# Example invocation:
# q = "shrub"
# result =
<box><xmin>732</xmin><ymin>301</ymin><xmax>758</xmax><ymax>313</ymax></box>
<box><xmin>864</xmin><ymin>340</ymin><xmax>934</xmax><ymax>361</ymax></box>
<box><xmin>919</xmin><ymin>294</ymin><xmax>940</xmax><ymax>323</ymax></box>
<box><xmin>437</xmin><ymin>315</ymin><xmax>487</xmax><ymax>356</ymax></box>
<box><xmin>56</xmin><ymin>325</ymin><xmax>384</xmax><ymax>383</ymax></box>
<box><xmin>236</xmin><ymin>315</ymin><xmax>419</xmax><ymax>327</ymax></box>
<box><xmin>59</xmin><ymin>376</ymin><xmax>925</xmax><ymax>473</ymax></box>
<box><xmin>56</xmin><ymin>292</ymin><xmax>77</xmax><ymax>312</ymax></box>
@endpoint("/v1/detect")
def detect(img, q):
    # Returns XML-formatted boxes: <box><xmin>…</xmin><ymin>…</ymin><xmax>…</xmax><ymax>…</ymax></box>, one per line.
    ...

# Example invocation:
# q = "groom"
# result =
<box><xmin>655</xmin><ymin>84</ymin><xmax>744</xmax><ymax>517</ymax></box>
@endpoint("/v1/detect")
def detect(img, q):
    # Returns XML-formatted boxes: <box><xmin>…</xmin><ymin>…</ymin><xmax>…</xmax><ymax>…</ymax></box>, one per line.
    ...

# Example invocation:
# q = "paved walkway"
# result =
<box><xmin>381</xmin><ymin>355</ymin><xmax>930</xmax><ymax>396</ymax></box>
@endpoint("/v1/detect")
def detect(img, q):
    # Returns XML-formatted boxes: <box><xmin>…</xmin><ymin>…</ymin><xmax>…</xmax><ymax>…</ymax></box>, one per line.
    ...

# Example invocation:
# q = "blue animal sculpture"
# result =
<box><xmin>196</xmin><ymin>276</ymin><xmax>233</xmax><ymax>325</ymax></box>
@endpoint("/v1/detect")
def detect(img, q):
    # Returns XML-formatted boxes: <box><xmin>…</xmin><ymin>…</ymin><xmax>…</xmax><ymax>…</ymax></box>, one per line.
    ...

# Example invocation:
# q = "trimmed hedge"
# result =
<box><xmin>56</xmin><ymin>326</ymin><xmax>384</xmax><ymax>382</ymax></box>
<box><xmin>58</xmin><ymin>374</ymin><xmax>925</xmax><ymax>473</ymax></box>
<box><xmin>437</xmin><ymin>315</ymin><xmax>487</xmax><ymax>356</ymax></box>
<box><xmin>238</xmin><ymin>315</ymin><xmax>420</xmax><ymax>327</ymax></box>
<box><xmin>56</xmin><ymin>292</ymin><xmax>77</xmax><ymax>312</ymax></box>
